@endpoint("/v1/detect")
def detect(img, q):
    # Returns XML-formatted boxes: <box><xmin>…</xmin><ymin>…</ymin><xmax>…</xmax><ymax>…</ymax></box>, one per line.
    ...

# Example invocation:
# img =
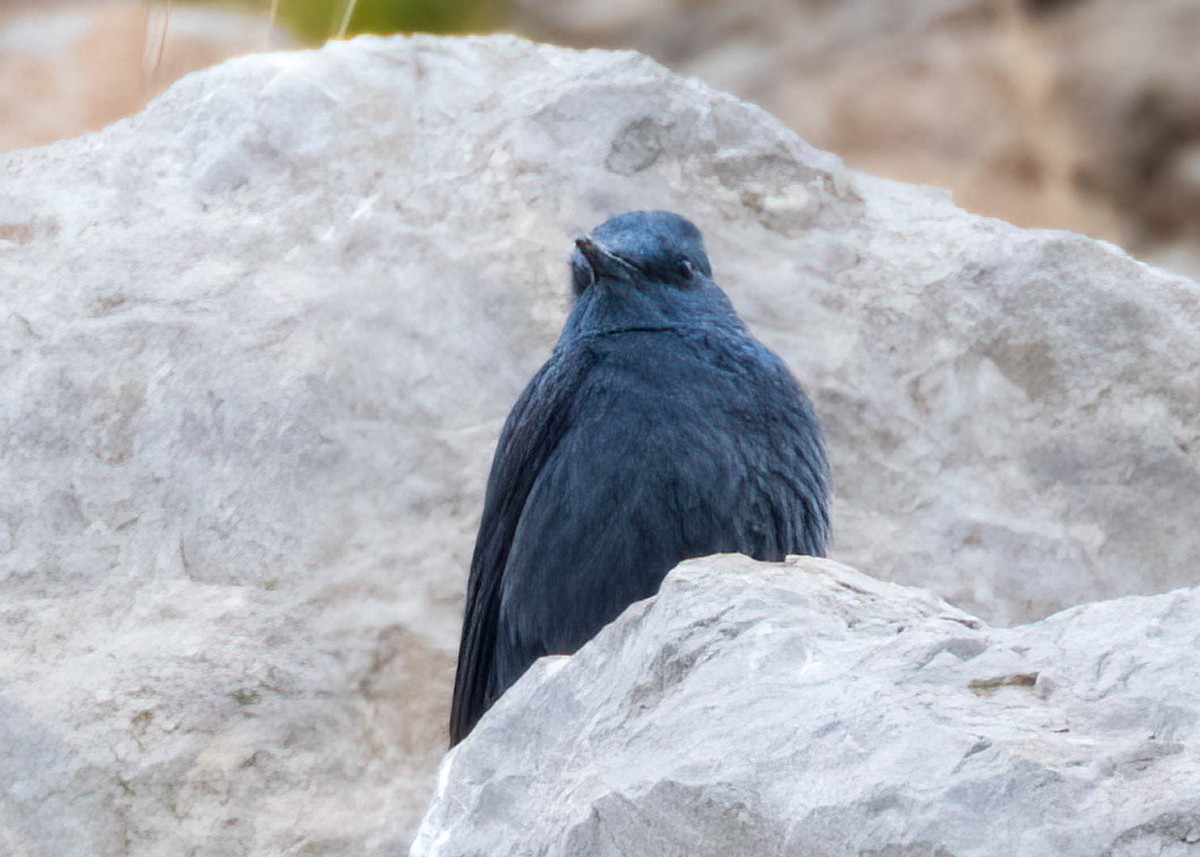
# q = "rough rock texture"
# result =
<box><xmin>1</xmin><ymin>34</ymin><xmax>1198</xmax><ymax>852</ymax></box>
<box><xmin>415</xmin><ymin>555</ymin><xmax>1200</xmax><ymax>857</ymax></box>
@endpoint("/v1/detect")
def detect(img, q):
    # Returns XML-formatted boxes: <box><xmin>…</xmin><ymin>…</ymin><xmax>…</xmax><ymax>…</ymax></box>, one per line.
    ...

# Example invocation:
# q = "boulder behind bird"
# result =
<box><xmin>449</xmin><ymin>210</ymin><xmax>830</xmax><ymax>745</ymax></box>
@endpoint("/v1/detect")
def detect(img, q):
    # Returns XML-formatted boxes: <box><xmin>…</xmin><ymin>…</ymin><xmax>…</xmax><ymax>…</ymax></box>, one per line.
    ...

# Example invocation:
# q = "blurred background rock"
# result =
<box><xmin>1</xmin><ymin>0</ymin><xmax>1197</xmax><ymax>277</ymax></box>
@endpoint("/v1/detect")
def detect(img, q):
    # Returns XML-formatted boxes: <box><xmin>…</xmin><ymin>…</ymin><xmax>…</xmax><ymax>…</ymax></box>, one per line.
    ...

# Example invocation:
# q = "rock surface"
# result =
<box><xmin>415</xmin><ymin>555</ymin><xmax>1200</xmax><ymax>857</ymax></box>
<box><xmin>0</xmin><ymin>33</ymin><xmax>1198</xmax><ymax>853</ymax></box>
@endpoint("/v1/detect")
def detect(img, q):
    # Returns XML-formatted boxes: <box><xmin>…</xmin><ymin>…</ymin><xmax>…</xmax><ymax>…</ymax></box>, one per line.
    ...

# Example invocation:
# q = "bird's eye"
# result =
<box><xmin>678</xmin><ymin>258</ymin><xmax>695</xmax><ymax>281</ymax></box>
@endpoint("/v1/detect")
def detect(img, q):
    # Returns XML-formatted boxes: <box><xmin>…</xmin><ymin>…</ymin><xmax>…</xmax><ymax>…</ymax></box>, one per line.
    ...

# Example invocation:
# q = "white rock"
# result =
<box><xmin>414</xmin><ymin>555</ymin><xmax>1200</xmax><ymax>857</ymax></box>
<box><xmin>0</xmin><ymin>33</ymin><xmax>1197</xmax><ymax>852</ymax></box>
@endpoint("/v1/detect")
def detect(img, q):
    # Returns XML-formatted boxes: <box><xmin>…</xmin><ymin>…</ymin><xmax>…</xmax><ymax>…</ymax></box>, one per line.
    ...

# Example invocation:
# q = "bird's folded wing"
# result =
<box><xmin>449</xmin><ymin>349</ymin><xmax>592</xmax><ymax>744</ymax></box>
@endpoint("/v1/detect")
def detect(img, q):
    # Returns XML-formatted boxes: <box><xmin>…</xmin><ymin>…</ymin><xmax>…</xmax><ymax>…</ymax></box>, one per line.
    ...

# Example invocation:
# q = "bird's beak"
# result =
<box><xmin>574</xmin><ymin>237</ymin><xmax>605</xmax><ymax>267</ymax></box>
<box><xmin>574</xmin><ymin>237</ymin><xmax>637</xmax><ymax>278</ymax></box>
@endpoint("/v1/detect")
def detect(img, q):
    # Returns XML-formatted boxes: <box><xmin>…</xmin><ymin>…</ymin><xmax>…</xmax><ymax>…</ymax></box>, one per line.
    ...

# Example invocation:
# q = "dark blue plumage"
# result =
<box><xmin>449</xmin><ymin>211</ymin><xmax>829</xmax><ymax>745</ymax></box>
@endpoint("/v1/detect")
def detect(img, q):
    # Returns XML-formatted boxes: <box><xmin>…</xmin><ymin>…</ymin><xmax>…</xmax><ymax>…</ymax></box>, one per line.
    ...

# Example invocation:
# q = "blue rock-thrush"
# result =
<box><xmin>449</xmin><ymin>211</ymin><xmax>829</xmax><ymax>744</ymax></box>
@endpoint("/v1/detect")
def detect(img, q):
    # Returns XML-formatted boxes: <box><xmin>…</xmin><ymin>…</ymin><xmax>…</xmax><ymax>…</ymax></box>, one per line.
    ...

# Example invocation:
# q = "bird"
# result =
<box><xmin>449</xmin><ymin>210</ymin><xmax>829</xmax><ymax>745</ymax></box>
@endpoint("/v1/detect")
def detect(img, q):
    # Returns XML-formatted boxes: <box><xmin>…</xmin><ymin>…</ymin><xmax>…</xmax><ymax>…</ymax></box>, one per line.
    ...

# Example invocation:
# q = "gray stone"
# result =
<box><xmin>414</xmin><ymin>555</ymin><xmax>1200</xmax><ymax>857</ymax></box>
<box><xmin>0</xmin><ymin>33</ymin><xmax>1197</xmax><ymax>853</ymax></box>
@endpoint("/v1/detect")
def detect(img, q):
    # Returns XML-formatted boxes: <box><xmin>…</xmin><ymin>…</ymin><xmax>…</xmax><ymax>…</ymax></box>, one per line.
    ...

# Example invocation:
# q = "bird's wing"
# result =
<box><xmin>755</xmin><ymin>346</ymin><xmax>831</xmax><ymax>557</ymax></box>
<box><xmin>449</xmin><ymin>349</ymin><xmax>590</xmax><ymax>745</ymax></box>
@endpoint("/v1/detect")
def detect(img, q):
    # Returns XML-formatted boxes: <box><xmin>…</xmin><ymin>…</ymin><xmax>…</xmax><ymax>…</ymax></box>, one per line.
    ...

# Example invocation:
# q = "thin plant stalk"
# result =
<box><xmin>262</xmin><ymin>0</ymin><xmax>282</xmax><ymax>50</ymax></box>
<box><xmin>142</xmin><ymin>0</ymin><xmax>173</xmax><ymax>80</ymax></box>
<box><xmin>336</xmin><ymin>0</ymin><xmax>358</xmax><ymax>39</ymax></box>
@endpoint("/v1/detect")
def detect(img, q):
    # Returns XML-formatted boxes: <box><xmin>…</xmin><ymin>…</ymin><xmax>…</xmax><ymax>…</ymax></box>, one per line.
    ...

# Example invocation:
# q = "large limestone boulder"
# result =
<box><xmin>414</xmin><ymin>556</ymin><xmax>1200</xmax><ymax>857</ymax></box>
<box><xmin>0</xmin><ymin>33</ymin><xmax>1197</xmax><ymax>852</ymax></box>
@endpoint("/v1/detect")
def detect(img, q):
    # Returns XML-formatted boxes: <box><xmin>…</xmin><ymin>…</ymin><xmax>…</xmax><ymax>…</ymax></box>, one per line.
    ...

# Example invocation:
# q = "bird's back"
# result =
<box><xmin>490</xmin><ymin>325</ymin><xmax>828</xmax><ymax>703</ymax></box>
<box><xmin>449</xmin><ymin>209</ymin><xmax>829</xmax><ymax>746</ymax></box>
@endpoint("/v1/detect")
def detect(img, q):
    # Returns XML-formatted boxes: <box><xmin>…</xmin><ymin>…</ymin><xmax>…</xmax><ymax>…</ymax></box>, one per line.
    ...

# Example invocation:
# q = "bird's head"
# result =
<box><xmin>564</xmin><ymin>211</ymin><xmax>739</xmax><ymax>337</ymax></box>
<box><xmin>570</xmin><ymin>210</ymin><xmax>712</xmax><ymax>296</ymax></box>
